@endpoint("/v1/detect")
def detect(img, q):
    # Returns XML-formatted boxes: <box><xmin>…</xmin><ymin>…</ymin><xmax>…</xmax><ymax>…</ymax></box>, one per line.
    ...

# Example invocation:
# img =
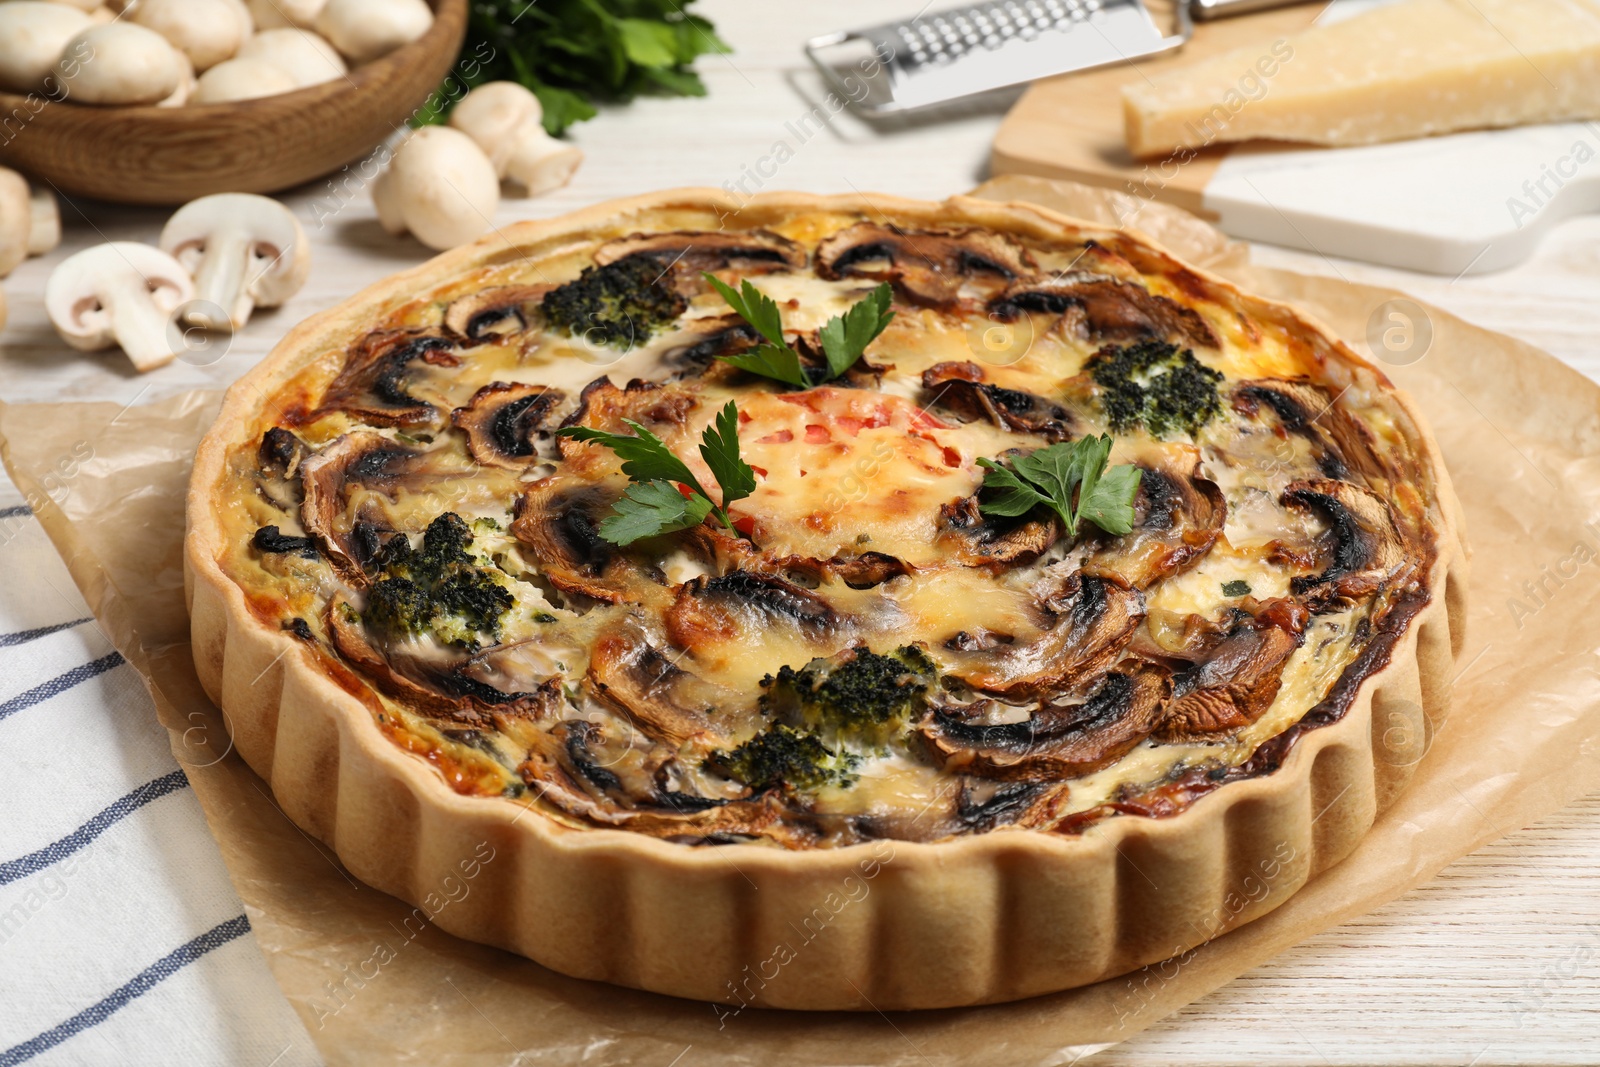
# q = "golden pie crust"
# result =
<box><xmin>186</xmin><ymin>190</ymin><xmax>1466</xmax><ymax>1010</ymax></box>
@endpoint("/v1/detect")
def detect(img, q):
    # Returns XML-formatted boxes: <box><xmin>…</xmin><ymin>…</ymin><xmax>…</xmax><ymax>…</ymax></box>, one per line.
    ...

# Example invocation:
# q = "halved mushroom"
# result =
<box><xmin>814</xmin><ymin>222</ymin><xmax>1033</xmax><ymax>308</ymax></box>
<box><xmin>989</xmin><ymin>274</ymin><xmax>1218</xmax><ymax>349</ymax></box>
<box><xmin>297</xmin><ymin>431</ymin><xmax>425</xmax><ymax>582</ymax></box>
<box><xmin>314</xmin><ymin>0</ymin><xmax>432</xmax><ymax>63</ymax></box>
<box><xmin>1280</xmin><ymin>479</ymin><xmax>1410</xmax><ymax>603</ymax></box>
<box><xmin>161</xmin><ymin>194</ymin><xmax>311</xmax><ymax>330</ymax></box>
<box><xmin>442</xmin><ymin>285</ymin><xmax>549</xmax><ymax>341</ymax></box>
<box><xmin>129</xmin><ymin>0</ymin><xmax>250</xmax><ymax>72</ymax></box>
<box><xmin>920</xmin><ymin>361</ymin><xmax>1075</xmax><ymax>441</ymax></box>
<box><xmin>450</xmin><ymin>381</ymin><xmax>564</xmax><ymax>468</ymax></box>
<box><xmin>586</xmin><ymin>619</ymin><xmax>737</xmax><ymax>747</ymax></box>
<box><xmin>317</xmin><ymin>328</ymin><xmax>460</xmax><ymax>428</ymax></box>
<box><xmin>373</xmin><ymin>127</ymin><xmax>500</xmax><ymax>253</ymax></box>
<box><xmin>664</xmin><ymin>571</ymin><xmax>840</xmax><ymax>651</ymax></box>
<box><xmin>1083</xmin><ymin>450</ymin><xmax>1226</xmax><ymax>589</ymax></box>
<box><xmin>0</xmin><ymin>2</ymin><xmax>93</xmax><ymax>94</ymax></box>
<box><xmin>238</xmin><ymin>27</ymin><xmax>347</xmax><ymax>88</ymax></box>
<box><xmin>55</xmin><ymin>23</ymin><xmax>186</xmax><ymax>105</ymax></box>
<box><xmin>45</xmin><ymin>243</ymin><xmax>195</xmax><ymax>372</ymax></box>
<box><xmin>921</xmin><ymin>664</ymin><xmax>1170</xmax><ymax>781</ymax></box>
<box><xmin>327</xmin><ymin>593</ymin><xmax>556</xmax><ymax>728</ymax></box>
<box><xmin>1155</xmin><ymin>598</ymin><xmax>1308</xmax><ymax>742</ymax></box>
<box><xmin>941</xmin><ymin>573</ymin><xmax>1146</xmax><ymax>700</ymax></box>
<box><xmin>449</xmin><ymin>81</ymin><xmax>584</xmax><ymax>197</ymax></box>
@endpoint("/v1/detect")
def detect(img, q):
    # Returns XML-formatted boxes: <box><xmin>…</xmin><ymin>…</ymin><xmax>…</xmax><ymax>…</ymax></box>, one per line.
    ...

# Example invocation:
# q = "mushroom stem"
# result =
<box><xmin>105</xmin><ymin>275</ymin><xmax>180</xmax><ymax>371</ymax></box>
<box><xmin>189</xmin><ymin>224</ymin><xmax>255</xmax><ymax>328</ymax></box>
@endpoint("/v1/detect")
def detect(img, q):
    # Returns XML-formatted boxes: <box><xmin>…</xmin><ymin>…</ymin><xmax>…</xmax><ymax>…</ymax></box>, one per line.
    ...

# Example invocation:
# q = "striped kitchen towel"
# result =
<box><xmin>0</xmin><ymin>494</ymin><xmax>320</xmax><ymax>1067</ymax></box>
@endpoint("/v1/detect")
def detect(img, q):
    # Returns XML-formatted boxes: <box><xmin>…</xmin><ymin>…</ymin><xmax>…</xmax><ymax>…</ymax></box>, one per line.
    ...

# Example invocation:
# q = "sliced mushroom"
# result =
<box><xmin>555</xmin><ymin>378</ymin><xmax>699</xmax><ymax>465</ymax></box>
<box><xmin>0</xmin><ymin>2</ymin><xmax>93</xmax><ymax>94</ymax></box>
<box><xmin>449</xmin><ymin>81</ymin><xmax>584</xmax><ymax>197</ymax></box>
<box><xmin>45</xmin><ymin>243</ymin><xmax>195</xmax><ymax>372</ymax></box>
<box><xmin>933</xmin><ymin>494</ymin><xmax>1060</xmax><ymax>570</ymax></box>
<box><xmin>657</xmin><ymin>313</ymin><xmax>761</xmax><ymax>376</ymax></box>
<box><xmin>586</xmin><ymin>619</ymin><xmax>737</xmax><ymax>747</ymax></box>
<box><xmin>297</xmin><ymin>431</ymin><xmax>424</xmax><ymax>582</ymax></box>
<box><xmin>664</xmin><ymin>571</ymin><xmax>839</xmax><ymax>652</ymax></box>
<box><xmin>921</xmin><ymin>664</ymin><xmax>1170</xmax><ymax>781</ymax></box>
<box><xmin>510</xmin><ymin>478</ymin><xmax>652</xmax><ymax>605</ymax></box>
<box><xmin>1233</xmin><ymin>378</ymin><xmax>1389</xmax><ymax>485</ymax></box>
<box><xmin>1083</xmin><ymin>451</ymin><xmax>1226</xmax><ymax>590</ymax></box>
<box><xmin>1280</xmin><ymin>479</ymin><xmax>1410</xmax><ymax>604</ymax></box>
<box><xmin>373</xmin><ymin>127</ymin><xmax>500</xmax><ymax>253</ymax></box>
<box><xmin>316</xmin><ymin>328</ymin><xmax>460</xmax><ymax>428</ymax></box>
<box><xmin>920</xmin><ymin>361</ymin><xmax>1075</xmax><ymax>441</ymax></box>
<box><xmin>989</xmin><ymin>274</ymin><xmax>1218</xmax><ymax>349</ymax></box>
<box><xmin>814</xmin><ymin>222</ymin><xmax>1033</xmax><ymax>308</ymax></box>
<box><xmin>161</xmin><ymin>194</ymin><xmax>311</xmax><ymax>330</ymax></box>
<box><xmin>594</xmin><ymin>229</ymin><xmax>806</xmax><ymax>277</ymax></box>
<box><xmin>314</xmin><ymin>0</ymin><xmax>432</xmax><ymax>63</ymax></box>
<box><xmin>1155</xmin><ymin>598</ymin><xmax>1308</xmax><ymax>742</ymax></box>
<box><xmin>450</xmin><ymin>382</ymin><xmax>564</xmax><ymax>468</ymax></box>
<box><xmin>941</xmin><ymin>573</ymin><xmax>1146</xmax><ymax>700</ymax></box>
<box><xmin>954</xmin><ymin>779</ymin><xmax>1071</xmax><ymax>833</ymax></box>
<box><xmin>327</xmin><ymin>593</ymin><xmax>555</xmax><ymax>728</ymax></box>
<box><xmin>55</xmin><ymin>23</ymin><xmax>186</xmax><ymax>105</ymax></box>
<box><xmin>442</xmin><ymin>285</ymin><xmax>549</xmax><ymax>340</ymax></box>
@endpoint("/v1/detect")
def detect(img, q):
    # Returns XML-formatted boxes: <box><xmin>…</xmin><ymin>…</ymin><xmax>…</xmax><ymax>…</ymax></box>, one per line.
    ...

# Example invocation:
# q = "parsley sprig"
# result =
<box><xmin>702</xmin><ymin>273</ymin><xmax>895</xmax><ymax>388</ymax></box>
<box><xmin>555</xmin><ymin>400</ymin><xmax>755</xmax><ymax>545</ymax></box>
<box><xmin>977</xmin><ymin>435</ymin><xmax>1143</xmax><ymax>538</ymax></box>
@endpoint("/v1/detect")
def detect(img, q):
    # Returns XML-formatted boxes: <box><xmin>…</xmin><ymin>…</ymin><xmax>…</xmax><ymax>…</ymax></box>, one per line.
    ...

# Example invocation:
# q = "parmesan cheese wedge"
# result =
<box><xmin>1122</xmin><ymin>0</ymin><xmax>1600</xmax><ymax>158</ymax></box>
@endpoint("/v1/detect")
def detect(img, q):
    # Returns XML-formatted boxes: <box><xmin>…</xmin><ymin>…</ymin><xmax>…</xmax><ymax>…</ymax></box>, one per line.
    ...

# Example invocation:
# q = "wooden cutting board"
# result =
<box><xmin>990</xmin><ymin>0</ymin><xmax>1600</xmax><ymax>275</ymax></box>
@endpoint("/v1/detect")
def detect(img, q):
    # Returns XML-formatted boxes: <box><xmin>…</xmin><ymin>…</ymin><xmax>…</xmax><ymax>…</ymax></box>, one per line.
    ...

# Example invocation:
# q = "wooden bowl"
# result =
<box><xmin>0</xmin><ymin>0</ymin><xmax>467</xmax><ymax>206</ymax></box>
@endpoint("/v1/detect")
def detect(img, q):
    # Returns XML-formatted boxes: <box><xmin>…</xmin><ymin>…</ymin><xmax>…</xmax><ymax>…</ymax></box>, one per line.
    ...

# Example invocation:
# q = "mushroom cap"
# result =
<box><xmin>0</xmin><ymin>167</ymin><xmax>30</xmax><ymax>278</ymax></box>
<box><xmin>246</xmin><ymin>0</ymin><xmax>324</xmax><ymax>30</ymax></box>
<box><xmin>130</xmin><ymin>0</ymin><xmax>250</xmax><ymax>71</ymax></box>
<box><xmin>193</xmin><ymin>55</ymin><xmax>299</xmax><ymax>104</ymax></box>
<box><xmin>45</xmin><ymin>242</ymin><xmax>195</xmax><ymax>371</ymax></box>
<box><xmin>372</xmin><ymin>126</ymin><xmax>501</xmax><ymax>253</ymax></box>
<box><xmin>56</xmin><ymin>23</ymin><xmax>185</xmax><ymax>105</ymax></box>
<box><xmin>156</xmin><ymin>49</ymin><xmax>197</xmax><ymax>107</ymax></box>
<box><xmin>160</xmin><ymin>192</ymin><xmax>311</xmax><ymax>327</ymax></box>
<box><xmin>505</xmin><ymin>136</ymin><xmax>583</xmax><ymax>197</ymax></box>
<box><xmin>238</xmin><ymin>27</ymin><xmax>346</xmax><ymax>87</ymax></box>
<box><xmin>450</xmin><ymin>81</ymin><xmax>543</xmax><ymax>174</ymax></box>
<box><xmin>0</xmin><ymin>2</ymin><xmax>93</xmax><ymax>94</ymax></box>
<box><xmin>314</xmin><ymin>0</ymin><xmax>432</xmax><ymax>64</ymax></box>
<box><xmin>42</xmin><ymin>0</ymin><xmax>99</xmax><ymax>9</ymax></box>
<box><xmin>28</xmin><ymin>183</ymin><xmax>60</xmax><ymax>257</ymax></box>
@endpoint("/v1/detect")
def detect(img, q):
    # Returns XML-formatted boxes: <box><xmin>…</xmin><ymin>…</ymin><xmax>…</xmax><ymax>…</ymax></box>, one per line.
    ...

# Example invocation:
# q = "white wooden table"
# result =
<box><xmin>0</xmin><ymin>2</ymin><xmax>1596</xmax><ymax>1063</ymax></box>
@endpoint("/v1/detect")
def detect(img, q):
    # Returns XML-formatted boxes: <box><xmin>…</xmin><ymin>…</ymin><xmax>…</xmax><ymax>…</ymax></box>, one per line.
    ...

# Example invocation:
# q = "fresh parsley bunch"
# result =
<box><xmin>556</xmin><ymin>400</ymin><xmax>756</xmax><ymax>545</ymax></box>
<box><xmin>703</xmin><ymin>273</ymin><xmax>895</xmax><ymax>388</ymax></box>
<box><xmin>424</xmin><ymin>0</ymin><xmax>730</xmax><ymax>135</ymax></box>
<box><xmin>978</xmin><ymin>435</ymin><xmax>1143</xmax><ymax>539</ymax></box>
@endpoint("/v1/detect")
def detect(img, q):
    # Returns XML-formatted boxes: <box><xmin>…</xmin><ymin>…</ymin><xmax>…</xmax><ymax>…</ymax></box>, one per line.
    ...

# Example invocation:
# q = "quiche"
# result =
<box><xmin>186</xmin><ymin>191</ymin><xmax>1465</xmax><ymax>1011</ymax></box>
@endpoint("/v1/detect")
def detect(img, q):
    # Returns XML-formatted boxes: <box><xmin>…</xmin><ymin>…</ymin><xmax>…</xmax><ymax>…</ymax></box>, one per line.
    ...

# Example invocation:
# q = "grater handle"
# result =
<box><xmin>1188</xmin><ymin>0</ymin><xmax>1315</xmax><ymax>20</ymax></box>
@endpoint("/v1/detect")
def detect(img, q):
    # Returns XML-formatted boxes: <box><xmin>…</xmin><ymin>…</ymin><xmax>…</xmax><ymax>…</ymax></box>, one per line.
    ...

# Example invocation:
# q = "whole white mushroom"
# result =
<box><xmin>246</xmin><ymin>0</ymin><xmax>324</xmax><ymax>29</ymax></box>
<box><xmin>450</xmin><ymin>81</ymin><xmax>584</xmax><ymax>197</ymax></box>
<box><xmin>193</xmin><ymin>56</ymin><xmax>298</xmax><ymax>104</ymax></box>
<box><xmin>238</xmin><ymin>28</ymin><xmax>346</xmax><ymax>88</ymax></box>
<box><xmin>372</xmin><ymin>126</ymin><xmax>501</xmax><ymax>252</ymax></box>
<box><xmin>130</xmin><ymin>0</ymin><xmax>251</xmax><ymax>71</ymax></box>
<box><xmin>315</xmin><ymin>0</ymin><xmax>431</xmax><ymax>64</ymax></box>
<box><xmin>0</xmin><ymin>168</ymin><xmax>62</xmax><ymax>275</ymax></box>
<box><xmin>157</xmin><ymin>51</ymin><xmax>197</xmax><ymax>107</ymax></box>
<box><xmin>0</xmin><ymin>2</ymin><xmax>93</xmax><ymax>94</ymax></box>
<box><xmin>46</xmin><ymin>243</ymin><xmax>196</xmax><ymax>372</ymax></box>
<box><xmin>55</xmin><ymin>23</ymin><xmax>185</xmax><ymax>105</ymax></box>
<box><xmin>160</xmin><ymin>193</ymin><xmax>311</xmax><ymax>329</ymax></box>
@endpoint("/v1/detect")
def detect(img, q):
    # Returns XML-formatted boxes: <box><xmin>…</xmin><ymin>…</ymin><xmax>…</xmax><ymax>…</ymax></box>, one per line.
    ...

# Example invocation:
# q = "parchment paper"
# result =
<box><xmin>4</xmin><ymin>178</ymin><xmax>1600</xmax><ymax>1066</ymax></box>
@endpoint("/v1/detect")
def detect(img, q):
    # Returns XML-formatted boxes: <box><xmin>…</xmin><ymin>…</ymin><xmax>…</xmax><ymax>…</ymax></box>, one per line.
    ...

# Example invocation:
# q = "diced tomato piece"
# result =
<box><xmin>757</xmin><ymin>429</ymin><xmax>793</xmax><ymax>444</ymax></box>
<box><xmin>733</xmin><ymin>515</ymin><xmax>757</xmax><ymax>536</ymax></box>
<box><xmin>941</xmin><ymin>446</ymin><xmax>962</xmax><ymax>468</ymax></box>
<box><xmin>749</xmin><ymin>465</ymin><xmax>768</xmax><ymax>478</ymax></box>
<box><xmin>805</xmin><ymin>424</ymin><xmax>831</xmax><ymax>444</ymax></box>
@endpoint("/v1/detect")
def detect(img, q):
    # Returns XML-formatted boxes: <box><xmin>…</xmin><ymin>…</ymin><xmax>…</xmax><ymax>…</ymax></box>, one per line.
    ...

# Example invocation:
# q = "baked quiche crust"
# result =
<box><xmin>186</xmin><ymin>190</ymin><xmax>1466</xmax><ymax>1010</ymax></box>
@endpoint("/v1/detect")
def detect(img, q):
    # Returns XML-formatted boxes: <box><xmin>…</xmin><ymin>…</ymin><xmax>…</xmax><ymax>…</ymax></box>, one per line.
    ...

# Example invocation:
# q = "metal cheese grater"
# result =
<box><xmin>804</xmin><ymin>0</ymin><xmax>1308</xmax><ymax>116</ymax></box>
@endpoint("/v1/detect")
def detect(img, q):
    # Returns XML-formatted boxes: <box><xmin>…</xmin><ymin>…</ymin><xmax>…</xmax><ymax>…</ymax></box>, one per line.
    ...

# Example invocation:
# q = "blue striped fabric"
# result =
<box><xmin>0</xmin><ymin>916</ymin><xmax>252</xmax><ymax>1067</ymax></box>
<box><xmin>0</xmin><ymin>491</ymin><xmax>318</xmax><ymax>1064</ymax></box>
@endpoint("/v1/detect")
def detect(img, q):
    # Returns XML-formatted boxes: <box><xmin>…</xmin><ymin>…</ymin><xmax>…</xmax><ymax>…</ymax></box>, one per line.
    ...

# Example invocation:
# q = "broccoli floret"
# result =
<box><xmin>1087</xmin><ymin>340</ymin><xmax>1224</xmax><ymax>438</ymax></box>
<box><xmin>705</xmin><ymin>724</ymin><xmax>861</xmax><ymax>793</ymax></box>
<box><xmin>761</xmin><ymin>645</ymin><xmax>935</xmax><ymax>750</ymax></box>
<box><xmin>540</xmin><ymin>257</ymin><xmax>687</xmax><ymax>351</ymax></box>
<box><xmin>362</xmin><ymin>513</ymin><xmax>512</xmax><ymax>650</ymax></box>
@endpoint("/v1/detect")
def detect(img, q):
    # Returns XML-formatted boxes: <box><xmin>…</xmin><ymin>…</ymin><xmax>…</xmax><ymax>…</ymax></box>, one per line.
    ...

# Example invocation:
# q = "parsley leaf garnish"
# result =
<box><xmin>702</xmin><ymin>273</ymin><xmax>895</xmax><ymax>387</ymax></box>
<box><xmin>977</xmin><ymin>435</ymin><xmax>1142</xmax><ymax>539</ymax></box>
<box><xmin>556</xmin><ymin>400</ymin><xmax>755</xmax><ymax>545</ymax></box>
